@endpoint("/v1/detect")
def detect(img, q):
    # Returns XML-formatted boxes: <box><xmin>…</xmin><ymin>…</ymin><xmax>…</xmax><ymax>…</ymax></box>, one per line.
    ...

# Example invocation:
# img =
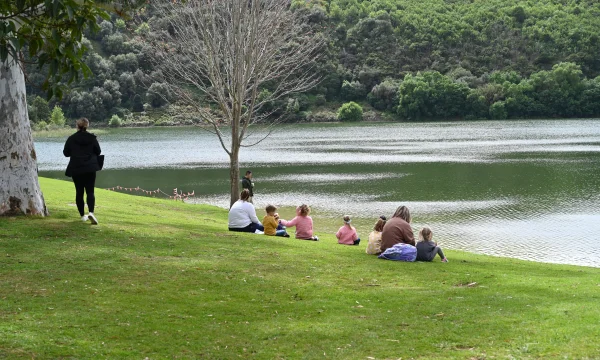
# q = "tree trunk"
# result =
<box><xmin>0</xmin><ymin>58</ymin><xmax>48</xmax><ymax>216</ymax></box>
<box><xmin>229</xmin><ymin>147</ymin><xmax>240</xmax><ymax>208</ymax></box>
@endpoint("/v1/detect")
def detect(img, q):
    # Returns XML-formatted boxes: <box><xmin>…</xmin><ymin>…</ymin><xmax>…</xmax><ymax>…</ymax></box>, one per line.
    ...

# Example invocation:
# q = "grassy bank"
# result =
<box><xmin>1</xmin><ymin>178</ymin><xmax>599</xmax><ymax>359</ymax></box>
<box><xmin>33</xmin><ymin>128</ymin><xmax>110</xmax><ymax>139</ymax></box>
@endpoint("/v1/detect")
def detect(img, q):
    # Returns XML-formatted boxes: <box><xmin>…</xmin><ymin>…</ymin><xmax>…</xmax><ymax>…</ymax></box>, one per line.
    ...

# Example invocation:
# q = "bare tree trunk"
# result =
<box><xmin>0</xmin><ymin>58</ymin><xmax>48</xmax><ymax>216</ymax></box>
<box><xmin>229</xmin><ymin>149</ymin><xmax>240</xmax><ymax>208</ymax></box>
<box><xmin>149</xmin><ymin>0</ymin><xmax>323</xmax><ymax>208</ymax></box>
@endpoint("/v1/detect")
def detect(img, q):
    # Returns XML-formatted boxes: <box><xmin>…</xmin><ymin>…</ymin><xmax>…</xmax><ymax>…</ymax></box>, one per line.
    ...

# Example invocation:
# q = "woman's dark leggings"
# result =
<box><xmin>72</xmin><ymin>172</ymin><xmax>96</xmax><ymax>216</ymax></box>
<box><xmin>229</xmin><ymin>223</ymin><xmax>265</xmax><ymax>233</ymax></box>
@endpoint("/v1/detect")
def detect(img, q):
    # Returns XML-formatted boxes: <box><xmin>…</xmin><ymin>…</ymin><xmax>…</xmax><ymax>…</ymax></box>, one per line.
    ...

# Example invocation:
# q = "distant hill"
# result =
<box><xmin>24</xmin><ymin>0</ymin><xmax>600</xmax><ymax>124</ymax></box>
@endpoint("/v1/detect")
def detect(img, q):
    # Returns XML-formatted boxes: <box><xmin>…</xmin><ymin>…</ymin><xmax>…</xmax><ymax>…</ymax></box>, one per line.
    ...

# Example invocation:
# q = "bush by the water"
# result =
<box><xmin>337</xmin><ymin>102</ymin><xmax>363</xmax><ymax>122</ymax></box>
<box><xmin>109</xmin><ymin>114</ymin><xmax>122</xmax><ymax>127</ymax></box>
<box><xmin>34</xmin><ymin>121</ymin><xmax>49</xmax><ymax>131</ymax></box>
<box><xmin>50</xmin><ymin>106</ymin><xmax>66</xmax><ymax>126</ymax></box>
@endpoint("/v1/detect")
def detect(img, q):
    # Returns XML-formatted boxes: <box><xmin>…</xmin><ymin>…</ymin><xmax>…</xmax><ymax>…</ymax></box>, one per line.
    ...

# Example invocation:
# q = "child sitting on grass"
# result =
<box><xmin>263</xmin><ymin>205</ymin><xmax>290</xmax><ymax>237</ymax></box>
<box><xmin>336</xmin><ymin>215</ymin><xmax>360</xmax><ymax>245</ymax></box>
<box><xmin>415</xmin><ymin>226</ymin><xmax>448</xmax><ymax>262</ymax></box>
<box><xmin>366</xmin><ymin>215</ymin><xmax>386</xmax><ymax>254</ymax></box>
<box><xmin>279</xmin><ymin>204</ymin><xmax>319</xmax><ymax>241</ymax></box>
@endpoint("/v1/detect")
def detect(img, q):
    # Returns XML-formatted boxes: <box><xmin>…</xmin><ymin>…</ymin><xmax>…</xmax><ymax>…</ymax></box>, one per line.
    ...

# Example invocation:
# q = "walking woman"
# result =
<box><xmin>63</xmin><ymin>118</ymin><xmax>102</xmax><ymax>224</ymax></box>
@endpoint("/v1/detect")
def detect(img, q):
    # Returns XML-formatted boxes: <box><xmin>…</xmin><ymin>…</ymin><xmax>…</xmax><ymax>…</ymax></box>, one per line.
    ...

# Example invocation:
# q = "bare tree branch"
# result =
<box><xmin>145</xmin><ymin>0</ymin><xmax>324</xmax><ymax>206</ymax></box>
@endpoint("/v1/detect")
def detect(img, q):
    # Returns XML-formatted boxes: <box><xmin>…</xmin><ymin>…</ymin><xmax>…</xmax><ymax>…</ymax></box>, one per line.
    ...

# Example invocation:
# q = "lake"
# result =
<box><xmin>36</xmin><ymin>120</ymin><xmax>600</xmax><ymax>267</ymax></box>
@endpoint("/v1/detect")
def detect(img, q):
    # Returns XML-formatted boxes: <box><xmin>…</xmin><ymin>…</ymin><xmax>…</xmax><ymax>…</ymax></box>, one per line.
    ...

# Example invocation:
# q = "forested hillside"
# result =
<box><xmin>25</xmin><ymin>0</ymin><xmax>600</xmax><ymax>127</ymax></box>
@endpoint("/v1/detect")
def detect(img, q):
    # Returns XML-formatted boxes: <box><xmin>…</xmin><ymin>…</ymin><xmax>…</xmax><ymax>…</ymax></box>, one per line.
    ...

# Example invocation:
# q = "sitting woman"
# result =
<box><xmin>228</xmin><ymin>189</ymin><xmax>264</xmax><ymax>233</ymax></box>
<box><xmin>380</xmin><ymin>205</ymin><xmax>415</xmax><ymax>252</ymax></box>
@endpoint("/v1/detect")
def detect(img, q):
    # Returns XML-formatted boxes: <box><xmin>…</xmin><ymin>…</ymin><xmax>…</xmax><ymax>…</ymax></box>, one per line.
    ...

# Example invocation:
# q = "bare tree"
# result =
<box><xmin>147</xmin><ymin>0</ymin><xmax>324</xmax><ymax>207</ymax></box>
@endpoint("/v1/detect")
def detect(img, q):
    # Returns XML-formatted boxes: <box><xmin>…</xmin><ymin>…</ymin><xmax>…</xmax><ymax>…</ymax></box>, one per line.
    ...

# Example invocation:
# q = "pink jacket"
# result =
<box><xmin>336</xmin><ymin>225</ymin><xmax>358</xmax><ymax>245</ymax></box>
<box><xmin>280</xmin><ymin>215</ymin><xmax>314</xmax><ymax>239</ymax></box>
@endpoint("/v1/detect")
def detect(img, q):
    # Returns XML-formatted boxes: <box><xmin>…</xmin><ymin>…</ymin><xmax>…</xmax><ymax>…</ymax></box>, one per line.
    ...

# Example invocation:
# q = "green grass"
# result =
<box><xmin>33</xmin><ymin>128</ymin><xmax>110</xmax><ymax>139</ymax></box>
<box><xmin>1</xmin><ymin>178</ymin><xmax>599</xmax><ymax>359</ymax></box>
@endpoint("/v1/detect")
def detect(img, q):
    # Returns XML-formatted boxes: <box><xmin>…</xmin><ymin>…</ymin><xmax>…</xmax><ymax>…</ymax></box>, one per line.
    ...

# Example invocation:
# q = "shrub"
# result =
<box><xmin>337</xmin><ymin>102</ymin><xmax>363</xmax><ymax>122</ymax></box>
<box><xmin>115</xmin><ymin>19</ymin><xmax>126</xmax><ymax>32</ymax></box>
<box><xmin>109</xmin><ymin>114</ymin><xmax>122</xmax><ymax>127</ymax></box>
<box><xmin>35</xmin><ymin>121</ymin><xmax>48</xmax><ymax>131</ymax></box>
<box><xmin>135</xmin><ymin>22</ymin><xmax>150</xmax><ymax>36</ymax></box>
<box><xmin>50</xmin><ymin>106</ymin><xmax>66</xmax><ymax>126</ymax></box>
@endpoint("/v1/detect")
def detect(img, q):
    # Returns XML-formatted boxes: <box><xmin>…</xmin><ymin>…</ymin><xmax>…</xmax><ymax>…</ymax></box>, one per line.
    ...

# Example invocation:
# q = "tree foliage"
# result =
<box><xmin>0</xmin><ymin>0</ymin><xmax>143</xmax><ymax>99</ymax></box>
<box><xmin>16</xmin><ymin>0</ymin><xmax>600</xmax><ymax>122</ymax></box>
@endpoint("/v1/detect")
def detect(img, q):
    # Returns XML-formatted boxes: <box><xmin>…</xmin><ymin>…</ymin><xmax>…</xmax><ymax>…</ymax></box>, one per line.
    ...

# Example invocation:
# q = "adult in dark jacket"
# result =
<box><xmin>241</xmin><ymin>170</ymin><xmax>254</xmax><ymax>203</ymax></box>
<box><xmin>380</xmin><ymin>205</ymin><xmax>415</xmax><ymax>252</ymax></box>
<box><xmin>63</xmin><ymin>118</ymin><xmax>102</xmax><ymax>224</ymax></box>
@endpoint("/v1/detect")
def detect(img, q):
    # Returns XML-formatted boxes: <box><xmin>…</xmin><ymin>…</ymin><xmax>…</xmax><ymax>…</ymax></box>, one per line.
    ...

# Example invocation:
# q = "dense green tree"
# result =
<box><xmin>489</xmin><ymin>101</ymin><xmax>508</xmax><ymax>120</ymax></box>
<box><xmin>340</xmin><ymin>80</ymin><xmax>367</xmax><ymax>101</ymax></box>
<box><xmin>132</xmin><ymin>94</ymin><xmax>144</xmax><ymax>112</ymax></box>
<box><xmin>31</xmin><ymin>96</ymin><xmax>51</xmax><ymax>123</ymax></box>
<box><xmin>368</xmin><ymin>80</ymin><xmax>400</xmax><ymax>111</ymax></box>
<box><xmin>397</xmin><ymin>71</ymin><xmax>470</xmax><ymax>120</ymax></box>
<box><xmin>146</xmin><ymin>82</ymin><xmax>170</xmax><ymax>108</ymax></box>
<box><xmin>526</xmin><ymin>62</ymin><xmax>586</xmax><ymax>117</ymax></box>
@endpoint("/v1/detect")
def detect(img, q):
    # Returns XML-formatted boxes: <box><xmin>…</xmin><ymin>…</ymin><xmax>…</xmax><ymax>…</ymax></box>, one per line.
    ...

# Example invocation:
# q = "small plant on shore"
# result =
<box><xmin>34</xmin><ymin>121</ymin><xmax>48</xmax><ymax>131</ymax></box>
<box><xmin>50</xmin><ymin>106</ymin><xmax>66</xmax><ymax>126</ymax></box>
<box><xmin>109</xmin><ymin>114</ymin><xmax>122</xmax><ymax>127</ymax></box>
<box><xmin>337</xmin><ymin>101</ymin><xmax>363</xmax><ymax>122</ymax></box>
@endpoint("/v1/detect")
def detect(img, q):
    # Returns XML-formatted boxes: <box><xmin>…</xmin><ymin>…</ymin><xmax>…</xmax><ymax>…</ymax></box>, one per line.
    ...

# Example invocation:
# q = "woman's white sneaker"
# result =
<box><xmin>88</xmin><ymin>213</ymin><xmax>98</xmax><ymax>225</ymax></box>
<box><xmin>81</xmin><ymin>215</ymin><xmax>88</xmax><ymax>222</ymax></box>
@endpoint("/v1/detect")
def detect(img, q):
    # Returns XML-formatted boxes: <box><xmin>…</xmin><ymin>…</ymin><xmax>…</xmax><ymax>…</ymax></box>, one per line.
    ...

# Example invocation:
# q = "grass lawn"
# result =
<box><xmin>1</xmin><ymin>178</ymin><xmax>599</xmax><ymax>359</ymax></box>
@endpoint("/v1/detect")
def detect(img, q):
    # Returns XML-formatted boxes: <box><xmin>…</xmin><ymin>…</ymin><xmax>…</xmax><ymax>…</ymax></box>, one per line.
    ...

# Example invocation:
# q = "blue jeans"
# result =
<box><xmin>229</xmin><ymin>223</ymin><xmax>264</xmax><ymax>233</ymax></box>
<box><xmin>354</xmin><ymin>238</ymin><xmax>361</xmax><ymax>245</ymax></box>
<box><xmin>275</xmin><ymin>230</ymin><xmax>288</xmax><ymax>237</ymax></box>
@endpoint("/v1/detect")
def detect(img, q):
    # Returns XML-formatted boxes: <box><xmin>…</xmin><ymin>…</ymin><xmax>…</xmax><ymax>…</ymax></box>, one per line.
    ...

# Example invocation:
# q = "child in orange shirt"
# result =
<box><xmin>263</xmin><ymin>205</ymin><xmax>290</xmax><ymax>237</ymax></box>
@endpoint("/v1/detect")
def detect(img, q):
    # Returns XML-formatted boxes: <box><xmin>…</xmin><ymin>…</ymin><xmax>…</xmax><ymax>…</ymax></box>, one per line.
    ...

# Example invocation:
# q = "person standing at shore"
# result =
<box><xmin>242</xmin><ymin>170</ymin><xmax>254</xmax><ymax>203</ymax></box>
<box><xmin>63</xmin><ymin>118</ymin><xmax>102</xmax><ymax>225</ymax></box>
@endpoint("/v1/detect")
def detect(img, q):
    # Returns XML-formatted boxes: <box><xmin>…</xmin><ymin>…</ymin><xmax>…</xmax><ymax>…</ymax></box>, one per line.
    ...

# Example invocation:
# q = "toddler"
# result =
<box><xmin>279</xmin><ymin>204</ymin><xmax>319</xmax><ymax>241</ymax></box>
<box><xmin>415</xmin><ymin>226</ymin><xmax>448</xmax><ymax>262</ymax></box>
<box><xmin>336</xmin><ymin>215</ymin><xmax>360</xmax><ymax>245</ymax></box>
<box><xmin>366</xmin><ymin>215</ymin><xmax>386</xmax><ymax>254</ymax></box>
<box><xmin>263</xmin><ymin>205</ymin><xmax>290</xmax><ymax>237</ymax></box>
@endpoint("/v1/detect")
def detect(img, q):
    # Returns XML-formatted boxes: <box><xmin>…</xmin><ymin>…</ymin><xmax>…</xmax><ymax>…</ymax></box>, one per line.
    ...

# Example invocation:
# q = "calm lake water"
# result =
<box><xmin>36</xmin><ymin>120</ymin><xmax>600</xmax><ymax>267</ymax></box>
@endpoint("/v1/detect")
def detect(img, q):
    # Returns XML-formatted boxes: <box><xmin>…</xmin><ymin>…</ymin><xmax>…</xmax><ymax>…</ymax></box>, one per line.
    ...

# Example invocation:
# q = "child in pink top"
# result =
<box><xmin>336</xmin><ymin>215</ymin><xmax>360</xmax><ymax>245</ymax></box>
<box><xmin>279</xmin><ymin>204</ymin><xmax>319</xmax><ymax>241</ymax></box>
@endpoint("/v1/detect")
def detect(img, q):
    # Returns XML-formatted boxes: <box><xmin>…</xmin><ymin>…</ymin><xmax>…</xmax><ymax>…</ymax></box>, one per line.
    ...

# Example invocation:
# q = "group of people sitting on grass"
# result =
<box><xmin>228</xmin><ymin>189</ymin><xmax>448</xmax><ymax>263</ymax></box>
